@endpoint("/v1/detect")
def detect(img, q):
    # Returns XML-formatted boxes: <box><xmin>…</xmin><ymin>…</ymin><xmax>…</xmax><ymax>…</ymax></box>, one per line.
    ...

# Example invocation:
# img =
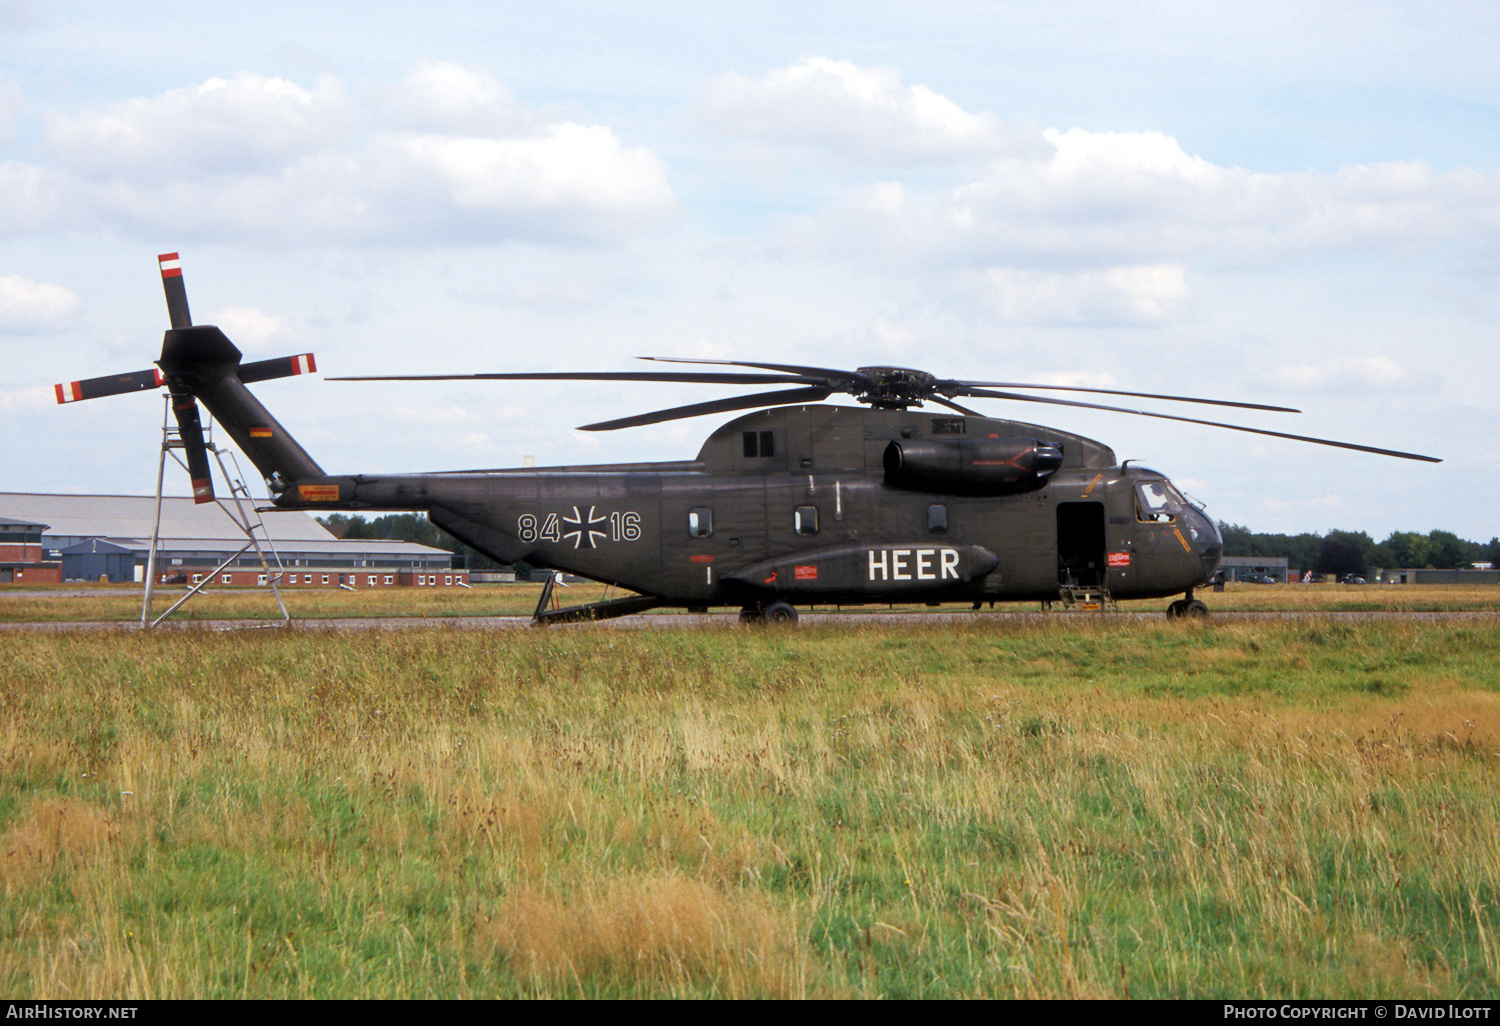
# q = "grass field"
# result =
<box><xmin>3</xmin><ymin>610</ymin><xmax>1499</xmax><ymax>998</ymax></box>
<box><xmin>2</xmin><ymin>580</ymin><xmax>1498</xmax><ymax>623</ymax></box>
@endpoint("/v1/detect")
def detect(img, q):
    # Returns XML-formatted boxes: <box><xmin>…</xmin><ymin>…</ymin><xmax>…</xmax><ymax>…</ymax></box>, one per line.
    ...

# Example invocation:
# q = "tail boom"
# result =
<box><xmin>157</xmin><ymin>326</ymin><xmax>325</xmax><ymax>492</ymax></box>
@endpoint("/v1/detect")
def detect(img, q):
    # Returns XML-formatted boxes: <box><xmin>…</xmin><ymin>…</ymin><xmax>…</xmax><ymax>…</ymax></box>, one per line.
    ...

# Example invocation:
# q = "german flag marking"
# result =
<box><xmin>250</xmin><ymin>426</ymin><xmax>274</xmax><ymax>438</ymax></box>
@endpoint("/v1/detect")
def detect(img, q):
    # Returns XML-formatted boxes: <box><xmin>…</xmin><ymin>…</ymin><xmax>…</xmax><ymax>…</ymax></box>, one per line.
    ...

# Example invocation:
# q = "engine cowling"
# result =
<box><xmin>883</xmin><ymin>436</ymin><xmax>1063</xmax><ymax>495</ymax></box>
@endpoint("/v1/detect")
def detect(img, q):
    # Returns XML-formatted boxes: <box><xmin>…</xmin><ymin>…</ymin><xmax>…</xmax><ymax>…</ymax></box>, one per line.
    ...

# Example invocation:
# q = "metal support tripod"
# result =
<box><xmin>140</xmin><ymin>396</ymin><xmax>292</xmax><ymax>628</ymax></box>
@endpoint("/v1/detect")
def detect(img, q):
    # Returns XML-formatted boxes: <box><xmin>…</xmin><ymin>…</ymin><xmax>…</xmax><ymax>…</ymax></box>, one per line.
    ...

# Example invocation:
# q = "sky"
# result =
<box><xmin>3</xmin><ymin>1</ymin><xmax>1498</xmax><ymax>541</ymax></box>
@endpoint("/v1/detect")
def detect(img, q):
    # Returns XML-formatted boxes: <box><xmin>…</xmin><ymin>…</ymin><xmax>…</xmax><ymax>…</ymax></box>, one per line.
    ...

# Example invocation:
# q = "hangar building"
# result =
<box><xmin>0</xmin><ymin>493</ymin><xmax>467</xmax><ymax>588</ymax></box>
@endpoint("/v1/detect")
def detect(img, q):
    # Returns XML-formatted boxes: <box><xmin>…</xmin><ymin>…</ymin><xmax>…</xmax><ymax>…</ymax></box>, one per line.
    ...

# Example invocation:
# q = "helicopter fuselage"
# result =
<box><xmin>272</xmin><ymin>403</ymin><xmax>1223</xmax><ymax>611</ymax></box>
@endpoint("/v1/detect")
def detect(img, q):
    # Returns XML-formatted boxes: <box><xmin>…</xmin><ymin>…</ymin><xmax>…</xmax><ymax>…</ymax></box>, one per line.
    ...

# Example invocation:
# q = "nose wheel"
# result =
<box><xmin>1167</xmin><ymin>596</ymin><xmax>1209</xmax><ymax>620</ymax></box>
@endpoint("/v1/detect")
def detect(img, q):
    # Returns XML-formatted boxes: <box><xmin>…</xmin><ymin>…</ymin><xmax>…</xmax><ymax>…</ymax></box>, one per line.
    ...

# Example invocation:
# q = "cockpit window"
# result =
<box><xmin>1136</xmin><ymin>481</ymin><xmax>1184</xmax><ymax>523</ymax></box>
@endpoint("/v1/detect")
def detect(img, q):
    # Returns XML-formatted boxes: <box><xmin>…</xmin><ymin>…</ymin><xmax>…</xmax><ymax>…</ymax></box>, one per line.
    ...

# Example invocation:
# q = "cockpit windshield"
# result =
<box><xmin>1136</xmin><ymin>480</ymin><xmax>1186</xmax><ymax>523</ymax></box>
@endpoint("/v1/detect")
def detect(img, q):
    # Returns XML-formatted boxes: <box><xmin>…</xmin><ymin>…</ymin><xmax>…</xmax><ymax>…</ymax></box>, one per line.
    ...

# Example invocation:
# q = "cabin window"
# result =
<box><xmin>931</xmin><ymin>417</ymin><xmax>966</xmax><ymax>435</ymax></box>
<box><xmin>1135</xmin><ymin>481</ymin><xmax>1182</xmax><ymax>523</ymax></box>
<box><xmin>794</xmin><ymin>505</ymin><xmax>819</xmax><ymax>536</ymax></box>
<box><xmin>927</xmin><ymin>504</ymin><xmax>948</xmax><ymax>534</ymax></box>
<box><xmin>688</xmin><ymin>507</ymin><xmax>713</xmax><ymax>538</ymax></box>
<box><xmin>742</xmin><ymin>430</ymin><xmax>775</xmax><ymax>458</ymax></box>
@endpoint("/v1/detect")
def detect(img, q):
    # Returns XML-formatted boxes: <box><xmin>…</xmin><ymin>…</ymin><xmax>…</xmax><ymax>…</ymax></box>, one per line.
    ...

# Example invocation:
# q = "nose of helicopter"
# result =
<box><xmin>1180</xmin><ymin>504</ymin><xmax>1223</xmax><ymax>584</ymax></box>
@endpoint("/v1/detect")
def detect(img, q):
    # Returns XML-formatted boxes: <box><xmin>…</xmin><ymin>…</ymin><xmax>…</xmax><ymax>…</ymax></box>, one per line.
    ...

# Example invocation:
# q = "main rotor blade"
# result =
<box><xmin>579</xmin><ymin>387</ymin><xmax>834</xmax><ymax>432</ymax></box>
<box><xmin>331</xmin><ymin>370</ymin><xmax>825</xmax><ymax>386</ymax></box>
<box><xmin>640</xmin><ymin>357</ymin><xmax>871</xmax><ymax>386</ymax></box>
<box><xmin>945</xmin><ymin>381</ymin><xmax>1299</xmax><ymax>413</ymax></box>
<box><xmin>55</xmin><ymin>367</ymin><xmax>164</xmax><ymax>403</ymax></box>
<box><xmin>930</xmin><ymin>396</ymin><xmax>983</xmax><ymax>416</ymax></box>
<box><xmin>962</xmin><ymin>388</ymin><xmax>1440</xmax><ymax>463</ymax></box>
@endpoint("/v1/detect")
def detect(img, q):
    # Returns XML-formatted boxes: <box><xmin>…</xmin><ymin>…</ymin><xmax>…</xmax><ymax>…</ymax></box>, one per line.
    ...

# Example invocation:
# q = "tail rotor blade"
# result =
<box><xmin>170</xmin><ymin>392</ymin><xmax>216</xmax><ymax>502</ymax></box>
<box><xmin>55</xmin><ymin>368</ymin><xmax>164</xmax><ymax>403</ymax></box>
<box><xmin>158</xmin><ymin>252</ymin><xmax>192</xmax><ymax>329</ymax></box>
<box><xmin>239</xmin><ymin>353</ymin><xmax>318</xmax><ymax>384</ymax></box>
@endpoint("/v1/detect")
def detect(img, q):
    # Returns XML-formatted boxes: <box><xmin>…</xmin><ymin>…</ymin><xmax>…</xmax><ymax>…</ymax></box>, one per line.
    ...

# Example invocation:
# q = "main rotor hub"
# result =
<box><xmin>853</xmin><ymin>366</ymin><xmax>937</xmax><ymax>409</ymax></box>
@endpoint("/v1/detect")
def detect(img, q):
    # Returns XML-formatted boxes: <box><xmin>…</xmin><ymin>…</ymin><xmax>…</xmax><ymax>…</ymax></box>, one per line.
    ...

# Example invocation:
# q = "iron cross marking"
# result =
<box><xmin>561</xmin><ymin>505</ymin><xmax>608</xmax><ymax>549</ymax></box>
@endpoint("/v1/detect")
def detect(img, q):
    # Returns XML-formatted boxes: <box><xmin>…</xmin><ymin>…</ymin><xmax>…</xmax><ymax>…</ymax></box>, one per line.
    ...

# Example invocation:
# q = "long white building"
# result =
<box><xmin>0</xmin><ymin>493</ymin><xmax>467</xmax><ymax>588</ymax></box>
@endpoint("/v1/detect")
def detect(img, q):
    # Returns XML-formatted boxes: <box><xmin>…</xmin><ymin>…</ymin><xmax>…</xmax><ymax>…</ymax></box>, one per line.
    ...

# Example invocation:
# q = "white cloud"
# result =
<box><xmin>980</xmin><ymin>264</ymin><xmax>1191</xmax><ymax>325</ymax></box>
<box><xmin>876</xmin><ymin>143</ymin><xmax>1499</xmax><ymax>269</ymax></box>
<box><xmin>204</xmin><ymin>306</ymin><xmax>311</xmax><ymax>353</ymax></box>
<box><xmin>0</xmin><ymin>384</ymin><xmax>53</xmax><ymax>410</ymax></box>
<box><xmin>0</xmin><ymin>274</ymin><xmax>82</xmax><ymax>332</ymax></box>
<box><xmin>1022</xmin><ymin>370</ymin><xmax>1121</xmax><ymax>389</ymax></box>
<box><xmin>43</xmin><ymin>74</ymin><xmax>348</xmax><ymax>178</ymax></box>
<box><xmin>739</xmin><ymin>60</ymin><xmax>1500</xmax><ymax>284</ymax></box>
<box><xmin>373</xmin><ymin>124</ymin><xmax>673</xmax><ymax>230</ymax></box>
<box><xmin>371</xmin><ymin>61</ymin><xmax>528</xmax><ymax>135</ymax></box>
<box><xmin>1268</xmin><ymin>356</ymin><xmax>1408</xmax><ymax>392</ymax></box>
<box><xmin>5</xmin><ymin>66</ymin><xmax>676</xmax><ymax>246</ymax></box>
<box><xmin>695</xmin><ymin>57</ymin><xmax>1045</xmax><ymax>165</ymax></box>
<box><xmin>0</xmin><ymin>79</ymin><xmax>22</xmax><ymax>143</ymax></box>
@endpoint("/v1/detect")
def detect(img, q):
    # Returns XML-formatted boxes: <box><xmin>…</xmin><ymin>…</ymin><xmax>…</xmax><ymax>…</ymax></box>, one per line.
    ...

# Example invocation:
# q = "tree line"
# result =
<box><xmin>1218</xmin><ymin>524</ymin><xmax>1500</xmax><ymax>579</ymax></box>
<box><xmin>315</xmin><ymin>513</ymin><xmax>507</xmax><ymax>570</ymax></box>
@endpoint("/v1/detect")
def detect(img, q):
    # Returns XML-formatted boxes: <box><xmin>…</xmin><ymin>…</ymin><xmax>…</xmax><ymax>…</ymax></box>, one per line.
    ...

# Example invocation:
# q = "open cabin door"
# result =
<box><xmin>1057</xmin><ymin>501</ymin><xmax>1106</xmax><ymax>587</ymax></box>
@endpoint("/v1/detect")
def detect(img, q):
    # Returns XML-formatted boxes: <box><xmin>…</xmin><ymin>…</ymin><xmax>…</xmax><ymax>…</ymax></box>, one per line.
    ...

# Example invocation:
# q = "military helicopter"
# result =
<box><xmin>55</xmin><ymin>253</ymin><xmax>1439</xmax><ymax>623</ymax></box>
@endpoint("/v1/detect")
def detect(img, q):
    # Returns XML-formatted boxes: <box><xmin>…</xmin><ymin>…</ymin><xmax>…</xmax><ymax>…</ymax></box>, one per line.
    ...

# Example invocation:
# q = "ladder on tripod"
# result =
<box><xmin>140</xmin><ymin>396</ymin><xmax>291</xmax><ymax>628</ymax></box>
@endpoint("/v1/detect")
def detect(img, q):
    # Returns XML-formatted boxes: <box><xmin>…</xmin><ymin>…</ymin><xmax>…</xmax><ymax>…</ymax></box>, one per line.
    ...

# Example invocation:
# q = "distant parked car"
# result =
<box><xmin>1342</xmin><ymin>576</ymin><xmax>1367</xmax><ymax>585</ymax></box>
<box><xmin>1243</xmin><ymin>574</ymin><xmax>1279</xmax><ymax>584</ymax></box>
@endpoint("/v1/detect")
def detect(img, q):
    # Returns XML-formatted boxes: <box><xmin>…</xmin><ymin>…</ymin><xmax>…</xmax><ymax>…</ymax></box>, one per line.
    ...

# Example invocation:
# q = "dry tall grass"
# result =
<box><xmin>1</xmin><ymin>617</ymin><xmax>1497</xmax><ymax>997</ymax></box>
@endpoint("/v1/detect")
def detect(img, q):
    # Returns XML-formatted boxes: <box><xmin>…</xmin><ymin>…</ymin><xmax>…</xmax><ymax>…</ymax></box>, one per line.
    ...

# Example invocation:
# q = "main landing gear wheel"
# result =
<box><xmin>1166</xmin><ymin>599</ymin><xmax>1209</xmax><ymax>620</ymax></box>
<box><xmin>763</xmin><ymin>601</ymin><xmax>798</xmax><ymax>625</ymax></box>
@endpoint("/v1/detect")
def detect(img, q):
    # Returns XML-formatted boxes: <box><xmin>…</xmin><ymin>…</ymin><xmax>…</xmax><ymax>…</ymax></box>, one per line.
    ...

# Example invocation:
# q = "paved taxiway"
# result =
<box><xmin>4</xmin><ymin>609</ymin><xmax>1499</xmax><ymax>633</ymax></box>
